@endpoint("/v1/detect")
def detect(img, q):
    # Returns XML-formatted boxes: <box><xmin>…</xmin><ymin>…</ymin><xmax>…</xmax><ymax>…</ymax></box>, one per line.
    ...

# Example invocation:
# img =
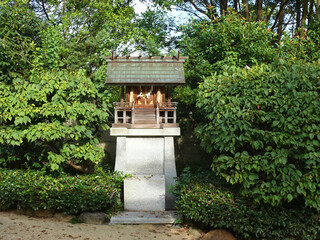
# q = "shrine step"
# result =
<box><xmin>134</xmin><ymin>109</ymin><xmax>157</xmax><ymax>124</ymax></box>
<box><xmin>130</xmin><ymin>124</ymin><xmax>160</xmax><ymax>128</ymax></box>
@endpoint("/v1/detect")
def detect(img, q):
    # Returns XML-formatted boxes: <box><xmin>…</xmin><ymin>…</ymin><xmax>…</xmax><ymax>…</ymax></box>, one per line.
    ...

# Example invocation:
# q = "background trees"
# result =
<box><xmin>0</xmin><ymin>0</ymin><xmax>136</xmax><ymax>172</ymax></box>
<box><xmin>153</xmin><ymin>0</ymin><xmax>320</xmax><ymax>40</ymax></box>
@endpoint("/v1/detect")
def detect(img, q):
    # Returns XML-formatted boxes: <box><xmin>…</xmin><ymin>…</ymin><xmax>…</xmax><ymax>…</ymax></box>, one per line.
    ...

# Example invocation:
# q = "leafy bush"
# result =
<box><xmin>174</xmin><ymin>12</ymin><xmax>277</xmax><ymax>128</ymax></box>
<box><xmin>280</xmin><ymin>20</ymin><xmax>320</xmax><ymax>62</ymax></box>
<box><xmin>0</xmin><ymin>168</ymin><xmax>125</xmax><ymax>215</ymax></box>
<box><xmin>196</xmin><ymin>60</ymin><xmax>320</xmax><ymax>210</ymax></box>
<box><xmin>172</xmin><ymin>169</ymin><xmax>320</xmax><ymax>240</ymax></box>
<box><xmin>181</xmin><ymin>13</ymin><xmax>277</xmax><ymax>75</ymax></box>
<box><xmin>0</xmin><ymin>1</ymin><xmax>137</xmax><ymax>172</ymax></box>
<box><xmin>0</xmin><ymin>2</ymin><xmax>113</xmax><ymax>172</ymax></box>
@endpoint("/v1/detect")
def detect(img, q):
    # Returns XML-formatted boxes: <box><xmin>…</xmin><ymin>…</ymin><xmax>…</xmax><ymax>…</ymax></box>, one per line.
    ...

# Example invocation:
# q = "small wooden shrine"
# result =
<box><xmin>106</xmin><ymin>55</ymin><xmax>187</xmax><ymax>128</ymax></box>
<box><xmin>106</xmin><ymin>54</ymin><xmax>187</xmax><ymax>224</ymax></box>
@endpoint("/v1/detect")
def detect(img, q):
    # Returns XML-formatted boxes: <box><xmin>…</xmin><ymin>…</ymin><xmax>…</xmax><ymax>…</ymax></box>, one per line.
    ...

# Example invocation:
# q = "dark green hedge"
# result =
<box><xmin>172</xmin><ymin>169</ymin><xmax>320</xmax><ymax>240</ymax></box>
<box><xmin>196</xmin><ymin>60</ymin><xmax>320</xmax><ymax>210</ymax></box>
<box><xmin>0</xmin><ymin>168</ymin><xmax>124</xmax><ymax>215</ymax></box>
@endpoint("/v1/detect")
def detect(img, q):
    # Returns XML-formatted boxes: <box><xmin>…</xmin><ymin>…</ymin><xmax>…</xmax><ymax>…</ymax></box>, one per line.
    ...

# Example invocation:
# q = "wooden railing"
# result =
<box><xmin>113</xmin><ymin>102</ymin><xmax>133</xmax><ymax>124</ymax></box>
<box><xmin>113</xmin><ymin>102</ymin><xmax>177</xmax><ymax>125</ymax></box>
<box><xmin>158</xmin><ymin>102</ymin><xmax>177</xmax><ymax>124</ymax></box>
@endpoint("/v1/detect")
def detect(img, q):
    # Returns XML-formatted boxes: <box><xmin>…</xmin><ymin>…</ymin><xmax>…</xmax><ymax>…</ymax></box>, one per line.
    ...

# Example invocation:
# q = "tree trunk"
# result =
<box><xmin>220</xmin><ymin>0</ymin><xmax>228</xmax><ymax>15</ymax></box>
<box><xmin>296</xmin><ymin>0</ymin><xmax>301</xmax><ymax>30</ymax></box>
<box><xmin>242</xmin><ymin>0</ymin><xmax>249</xmax><ymax>19</ymax></box>
<box><xmin>220</xmin><ymin>0</ymin><xmax>225</xmax><ymax>15</ymax></box>
<box><xmin>308</xmin><ymin>0</ymin><xmax>314</xmax><ymax>28</ymax></box>
<box><xmin>256</xmin><ymin>0</ymin><xmax>263</xmax><ymax>20</ymax></box>
<box><xmin>266</xmin><ymin>0</ymin><xmax>281</xmax><ymax>22</ymax></box>
<box><xmin>301</xmin><ymin>0</ymin><xmax>309</xmax><ymax>29</ymax></box>
<box><xmin>223</xmin><ymin>0</ymin><xmax>228</xmax><ymax>14</ymax></box>
<box><xmin>316</xmin><ymin>0</ymin><xmax>320</xmax><ymax>21</ymax></box>
<box><xmin>277</xmin><ymin>0</ymin><xmax>286</xmax><ymax>42</ymax></box>
<box><xmin>234</xmin><ymin>0</ymin><xmax>238</xmax><ymax>11</ymax></box>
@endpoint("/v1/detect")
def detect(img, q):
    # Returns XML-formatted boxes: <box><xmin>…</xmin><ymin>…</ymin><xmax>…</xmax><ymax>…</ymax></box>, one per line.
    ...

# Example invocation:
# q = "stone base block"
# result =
<box><xmin>110</xmin><ymin>211</ymin><xmax>178</xmax><ymax>224</ymax></box>
<box><xmin>125</xmin><ymin>137</ymin><xmax>164</xmax><ymax>175</ymax></box>
<box><xmin>79</xmin><ymin>212</ymin><xmax>106</xmax><ymax>225</ymax></box>
<box><xmin>124</xmin><ymin>175</ymin><xmax>165</xmax><ymax>211</ymax></box>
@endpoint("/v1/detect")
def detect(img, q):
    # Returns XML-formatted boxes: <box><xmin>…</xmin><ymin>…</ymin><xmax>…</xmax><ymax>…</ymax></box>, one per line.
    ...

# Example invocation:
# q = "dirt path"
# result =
<box><xmin>0</xmin><ymin>211</ymin><xmax>201</xmax><ymax>240</ymax></box>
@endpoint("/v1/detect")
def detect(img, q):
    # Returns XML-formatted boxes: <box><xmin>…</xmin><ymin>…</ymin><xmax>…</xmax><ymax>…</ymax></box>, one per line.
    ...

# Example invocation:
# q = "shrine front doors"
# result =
<box><xmin>127</xmin><ymin>86</ymin><xmax>165</xmax><ymax>108</ymax></box>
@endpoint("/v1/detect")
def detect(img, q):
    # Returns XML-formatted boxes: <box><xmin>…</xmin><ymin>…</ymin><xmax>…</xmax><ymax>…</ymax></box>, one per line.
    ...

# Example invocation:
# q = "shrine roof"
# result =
<box><xmin>105</xmin><ymin>56</ymin><xmax>188</xmax><ymax>85</ymax></box>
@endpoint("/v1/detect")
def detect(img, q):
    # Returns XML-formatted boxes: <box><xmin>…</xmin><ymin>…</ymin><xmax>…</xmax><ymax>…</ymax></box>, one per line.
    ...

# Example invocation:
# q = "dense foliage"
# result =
<box><xmin>0</xmin><ymin>168</ymin><xmax>124</xmax><ymax>215</ymax></box>
<box><xmin>175</xmin><ymin>13</ymin><xmax>277</xmax><ymax>128</ymax></box>
<box><xmin>0</xmin><ymin>0</ymin><xmax>179</xmax><ymax>172</ymax></box>
<box><xmin>196</xmin><ymin>60</ymin><xmax>320</xmax><ymax>210</ymax></box>
<box><xmin>135</xmin><ymin>8</ymin><xmax>176</xmax><ymax>55</ymax></box>
<box><xmin>153</xmin><ymin>0</ymin><xmax>320</xmax><ymax>44</ymax></box>
<box><xmin>172</xmin><ymin>170</ymin><xmax>320</xmax><ymax>240</ymax></box>
<box><xmin>0</xmin><ymin>0</ymin><xmax>135</xmax><ymax>172</ymax></box>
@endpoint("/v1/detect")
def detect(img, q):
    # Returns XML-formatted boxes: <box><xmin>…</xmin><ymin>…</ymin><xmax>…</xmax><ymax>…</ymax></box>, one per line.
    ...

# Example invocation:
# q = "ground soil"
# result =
<box><xmin>0</xmin><ymin>211</ymin><xmax>202</xmax><ymax>240</ymax></box>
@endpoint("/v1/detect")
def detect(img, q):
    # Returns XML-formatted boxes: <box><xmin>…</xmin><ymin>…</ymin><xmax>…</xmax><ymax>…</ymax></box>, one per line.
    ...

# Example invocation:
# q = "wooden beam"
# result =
<box><xmin>121</xmin><ymin>86</ymin><xmax>124</xmax><ymax>103</ymax></box>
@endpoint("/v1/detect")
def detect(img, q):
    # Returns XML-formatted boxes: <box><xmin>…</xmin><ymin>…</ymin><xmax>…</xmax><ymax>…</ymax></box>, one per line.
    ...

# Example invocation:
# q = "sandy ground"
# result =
<box><xmin>0</xmin><ymin>211</ymin><xmax>201</xmax><ymax>240</ymax></box>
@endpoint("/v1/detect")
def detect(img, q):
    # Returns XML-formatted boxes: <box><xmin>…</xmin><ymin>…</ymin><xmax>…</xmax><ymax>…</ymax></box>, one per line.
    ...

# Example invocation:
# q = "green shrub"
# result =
<box><xmin>175</xmin><ymin>12</ymin><xmax>277</xmax><ymax>130</ymax></box>
<box><xmin>0</xmin><ymin>168</ymin><xmax>125</xmax><ymax>215</ymax></box>
<box><xmin>172</xmin><ymin>169</ymin><xmax>320</xmax><ymax>240</ymax></box>
<box><xmin>196</xmin><ymin>60</ymin><xmax>320</xmax><ymax>210</ymax></box>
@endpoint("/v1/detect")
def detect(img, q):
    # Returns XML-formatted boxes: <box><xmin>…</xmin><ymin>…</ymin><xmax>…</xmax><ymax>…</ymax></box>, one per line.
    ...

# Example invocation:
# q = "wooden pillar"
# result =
<box><xmin>115</xmin><ymin>109</ymin><xmax>118</xmax><ymax>124</ymax></box>
<box><xmin>121</xmin><ymin>86</ymin><xmax>124</xmax><ymax>103</ymax></box>
<box><xmin>156</xmin><ymin>105</ymin><xmax>159</xmax><ymax>124</ymax></box>
<box><xmin>132</xmin><ymin>108</ymin><xmax>135</xmax><ymax>124</ymax></box>
<box><xmin>162</xmin><ymin>86</ymin><xmax>165</xmax><ymax>104</ymax></box>
<box><xmin>165</xmin><ymin>110</ymin><xmax>168</xmax><ymax>124</ymax></box>
<box><xmin>126</xmin><ymin>86</ymin><xmax>130</xmax><ymax>104</ymax></box>
<box><xmin>167</xmin><ymin>86</ymin><xmax>171</xmax><ymax>103</ymax></box>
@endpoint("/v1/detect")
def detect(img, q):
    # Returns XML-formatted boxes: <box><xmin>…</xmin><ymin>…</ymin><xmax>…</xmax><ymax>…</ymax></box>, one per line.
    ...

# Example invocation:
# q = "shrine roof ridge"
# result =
<box><xmin>104</xmin><ymin>55</ymin><xmax>188</xmax><ymax>63</ymax></box>
<box><xmin>105</xmin><ymin>55</ymin><xmax>188</xmax><ymax>85</ymax></box>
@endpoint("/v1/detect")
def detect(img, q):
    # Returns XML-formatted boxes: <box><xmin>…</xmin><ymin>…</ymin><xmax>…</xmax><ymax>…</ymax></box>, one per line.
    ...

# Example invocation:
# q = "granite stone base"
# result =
<box><xmin>124</xmin><ymin>175</ymin><xmax>165</xmax><ymax>211</ymax></box>
<box><xmin>110</xmin><ymin>211</ymin><xmax>178</xmax><ymax>224</ymax></box>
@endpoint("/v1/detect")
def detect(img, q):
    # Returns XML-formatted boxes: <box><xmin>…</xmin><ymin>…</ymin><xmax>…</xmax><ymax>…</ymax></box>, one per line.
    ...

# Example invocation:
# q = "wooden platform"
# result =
<box><xmin>112</xmin><ymin>123</ymin><xmax>179</xmax><ymax>129</ymax></box>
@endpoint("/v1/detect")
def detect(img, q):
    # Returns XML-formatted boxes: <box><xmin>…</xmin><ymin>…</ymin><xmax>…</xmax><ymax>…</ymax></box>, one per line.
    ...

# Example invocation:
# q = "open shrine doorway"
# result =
<box><xmin>126</xmin><ymin>86</ymin><xmax>165</xmax><ymax>109</ymax></box>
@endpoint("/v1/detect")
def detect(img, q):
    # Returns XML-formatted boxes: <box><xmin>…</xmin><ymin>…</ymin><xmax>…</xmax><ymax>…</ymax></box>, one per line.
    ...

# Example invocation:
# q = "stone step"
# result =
<box><xmin>110</xmin><ymin>211</ymin><xmax>178</xmax><ymax>224</ymax></box>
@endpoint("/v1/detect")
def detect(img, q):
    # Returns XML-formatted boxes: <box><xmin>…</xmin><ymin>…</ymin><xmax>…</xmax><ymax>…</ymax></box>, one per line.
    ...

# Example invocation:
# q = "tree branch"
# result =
<box><xmin>266</xmin><ymin>0</ymin><xmax>281</xmax><ymax>22</ymax></box>
<box><xmin>36</xmin><ymin>0</ymin><xmax>55</xmax><ymax>26</ymax></box>
<box><xmin>271</xmin><ymin>0</ymin><xmax>290</xmax><ymax>30</ymax></box>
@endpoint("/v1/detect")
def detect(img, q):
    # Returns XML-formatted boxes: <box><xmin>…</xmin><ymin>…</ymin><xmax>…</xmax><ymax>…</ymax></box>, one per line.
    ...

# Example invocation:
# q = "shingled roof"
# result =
<box><xmin>105</xmin><ymin>56</ymin><xmax>187</xmax><ymax>85</ymax></box>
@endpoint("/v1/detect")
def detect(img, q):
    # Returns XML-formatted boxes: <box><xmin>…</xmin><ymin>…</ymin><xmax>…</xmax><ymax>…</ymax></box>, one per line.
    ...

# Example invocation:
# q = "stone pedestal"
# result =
<box><xmin>124</xmin><ymin>175</ymin><xmax>165</xmax><ymax>211</ymax></box>
<box><xmin>110</xmin><ymin>128</ymin><xmax>180</xmax><ymax>211</ymax></box>
<box><xmin>110</xmin><ymin>211</ymin><xmax>178</xmax><ymax>224</ymax></box>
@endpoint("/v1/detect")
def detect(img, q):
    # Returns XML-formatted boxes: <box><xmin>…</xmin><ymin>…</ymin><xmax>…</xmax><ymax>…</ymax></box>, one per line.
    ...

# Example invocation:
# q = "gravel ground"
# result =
<box><xmin>0</xmin><ymin>211</ymin><xmax>202</xmax><ymax>240</ymax></box>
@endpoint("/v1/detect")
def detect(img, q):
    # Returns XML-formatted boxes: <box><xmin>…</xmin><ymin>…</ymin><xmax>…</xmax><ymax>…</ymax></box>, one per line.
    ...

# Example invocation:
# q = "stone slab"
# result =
<box><xmin>110</xmin><ymin>211</ymin><xmax>178</xmax><ymax>224</ymax></box>
<box><xmin>114</xmin><ymin>137</ymin><xmax>126</xmax><ymax>172</ymax></box>
<box><xmin>126</xmin><ymin>137</ymin><xmax>164</xmax><ymax>174</ymax></box>
<box><xmin>124</xmin><ymin>175</ymin><xmax>165</xmax><ymax>211</ymax></box>
<box><xmin>164</xmin><ymin>137</ymin><xmax>177</xmax><ymax>209</ymax></box>
<box><xmin>110</xmin><ymin>128</ymin><xmax>180</xmax><ymax>137</ymax></box>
